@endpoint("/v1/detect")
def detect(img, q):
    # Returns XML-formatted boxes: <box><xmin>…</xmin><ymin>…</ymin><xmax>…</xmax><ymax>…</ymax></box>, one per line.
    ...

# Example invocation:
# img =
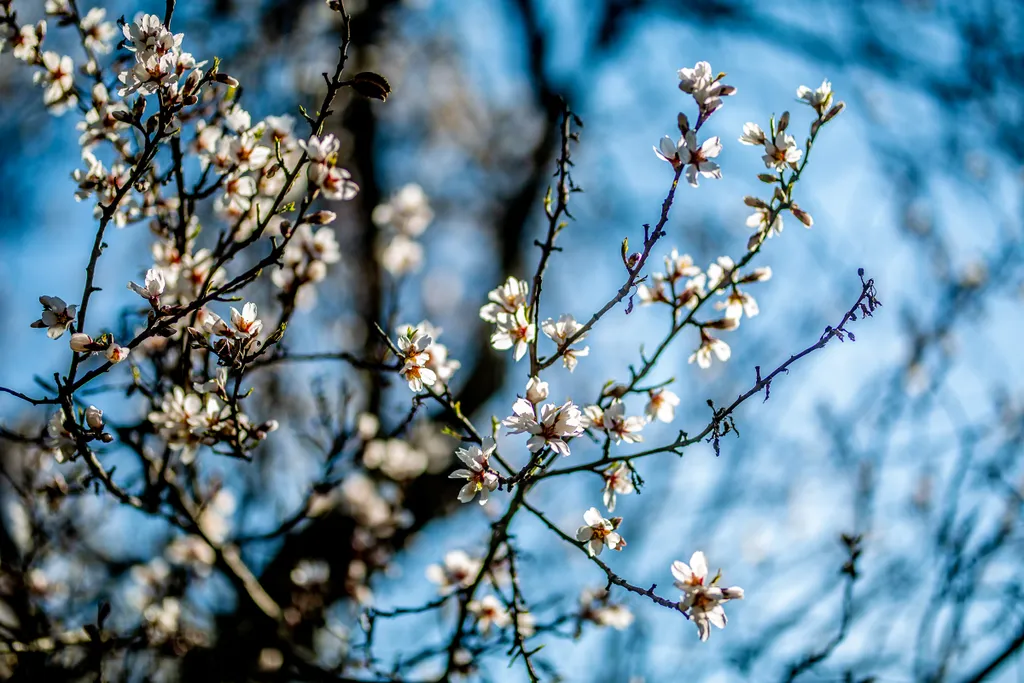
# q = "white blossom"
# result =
<box><xmin>165</xmin><ymin>535</ymin><xmax>215</xmax><ymax>576</ymax></box>
<box><xmin>491</xmin><ymin>308</ymin><xmax>535</xmax><ymax>362</ymax></box>
<box><xmin>379</xmin><ymin>234</ymin><xmax>424</xmax><ymax>276</ymax></box>
<box><xmin>46</xmin><ymin>409</ymin><xmax>76</xmax><ymax>462</ymax></box>
<box><xmin>128</xmin><ymin>268</ymin><xmax>166</xmax><ymax>302</ymax></box>
<box><xmin>297</xmin><ymin>134</ymin><xmax>340</xmax><ymax>163</ymax></box>
<box><xmin>364</xmin><ymin>439</ymin><xmax>429</xmax><ymax>480</ymax></box>
<box><xmin>706</xmin><ymin>256</ymin><xmax>737</xmax><ymax>290</ymax></box>
<box><xmin>468</xmin><ymin>595</ymin><xmax>511</xmax><ymax>634</ymax></box>
<box><xmin>580</xmin><ymin>588</ymin><xmax>635</xmax><ymax>630</ymax></box>
<box><xmin>689</xmin><ymin>330</ymin><xmax>732</xmax><ymax>369</ymax></box>
<box><xmin>671</xmin><ymin>551</ymin><xmax>744</xmax><ymax>641</ymax></box>
<box><xmin>575</xmin><ymin>507</ymin><xmax>625</xmax><ymax>557</ymax></box>
<box><xmin>645</xmin><ymin>388</ymin><xmax>680</xmax><ymax>423</ymax></box>
<box><xmin>738</xmin><ymin>122</ymin><xmax>766</xmax><ymax>146</ymax></box>
<box><xmin>797</xmin><ymin>79</ymin><xmax>833</xmax><ymax>115</ymax></box>
<box><xmin>449</xmin><ymin>438</ymin><xmax>498</xmax><ymax>505</ymax></box>
<box><xmin>426</xmin><ymin>550</ymin><xmax>481</xmax><ymax>595</ymax></box>
<box><xmin>715</xmin><ymin>289</ymin><xmax>759</xmax><ymax>320</ymax></box>
<box><xmin>80</xmin><ymin>8</ymin><xmax>116</xmax><ymax>54</ymax></box>
<box><xmin>229</xmin><ymin>302</ymin><xmax>262</xmax><ymax>338</ymax></box>
<box><xmin>10</xmin><ymin>22</ymin><xmax>44</xmax><ymax>63</ymax></box>
<box><xmin>309</xmin><ymin>164</ymin><xmax>359</xmax><ymax>201</ymax></box>
<box><xmin>105</xmin><ymin>341</ymin><xmax>130</xmax><ymax>363</ymax></box>
<box><xmin>680</xmin><ymin>131</ymin><xmax>723</xmax><ymax>187</ymax></box>
<box><xmin>516</xmin><ymin>611</ymin><xmax>536</xmax><ymax>638</ymax></box>
<box><xmin>372</xmin><ymin>184</ymin><xmax>434</xmax><ymax>237</ymax></box>
<box><xmin>31</xmin><ymin>296</ymin><xmax>76</xmax><ymax>339</ymax></box>
<box><xmin>34</xmin><ymin>51</ymin><xmax>77</xmax><ymax>114</ymax></box>
<box><xmin>502</xmin><ymin>394</ymin><xmax>584</xmax><ymax>456</ymax></box>
<box><xmin>396</xmin><ymin>325</ymin><xmax>437</xmax><ymax>392</ymax></box>
<box><xmin>480</xmin><ymin>276</ymin><xmax>529</xmax><ymax>323</ymax></box>
<box><xmin>601</xmin><ymin>462</ymin><xmax>635</xmax><ymax>512</ymax></box>
<box><xmin>77</xmin><ymin>83</ymin><xmax>130</xmax><ymax>150</ymax></box>
<box><xmin>762</xmin><ymin>132</ymin><xmax>802</xmax><ymax>171</ymax></box>
<box><xmin>603</xmin><ymin>401</ymin><xmax>645</xmax><ymax>444</ymax></box>
<box><xmin>541</xmin><ymin>314</ymin><xmax>589</xmax><ymax>372</ymax></box>
<box><xmin>143</xmin><ymin>597</ymin><xmax>181</xmax><ymax>644</ymax></box>
<box><xmin>747</xmin><ymin>206</ymin><xmax>783</xmax><ymax>240</ymax></box>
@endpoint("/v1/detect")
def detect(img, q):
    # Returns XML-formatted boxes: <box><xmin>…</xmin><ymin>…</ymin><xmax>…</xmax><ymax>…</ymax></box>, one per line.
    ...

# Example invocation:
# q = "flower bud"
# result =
<box><xmin>308</xmin><ymin>210</ymin><xmax>337</xmax><ymax>225</ymax></box>
<box><xmin>350</xmin><ymin>71</ymin><xmax>392</xmax><ymax>102</ymax></box>
<box><xmin>822</xmin><ymin>101</ymin><xmax>846</xmax><ymax>124</ymax></box>
<box><xmin>743</xmin><ymin>196</ymin><xmax>768</xmax><ymax>209</ymax></box>
<box><xmin>526</xmin><ymin>376</ymin><xmax>549</xmax><ymax>404</ymax></box>
<box><xmin>70</xmin><ymin>333</ymin><xmax>95</xmax><ymax>353</ymax></box>
<box><xmin>790</xmin><ymin>205</ymin><xmax>813</xmax><ymax>227</ymax></box>
<box><xmin>721</xmin><ymin>586</ymin><xmax>745</xmax><ymax>600</ymax></box>
<box><xmin>705</xmin><ymin>317</ymin><xmax>740</xmax><ymax>331</ymax></box>
<box><xmin>85</xmin><ymin>405</ymin><xmax>104</xmax><ymax>431</ymax></box>
<box><xmin>777</xmin><ymin>110</ymin><xmax>790</xmax><ymax>133</ymax></box>
<box><xmin>677</xmin><ymin>112</ymin><xmax>690</xmax><ymax>135</ymax></box>
<box><xmin>757</xmin><ymin>173</ymin><xmax>776</xmax><ymax>184</ymax></box>
<box><xmin>182</xmin><ymin>69</ymin><xmax>202</xmax><ymax>95</ymax></box>
<box><xmin>214</xmin><ymin>73</ymin><xmax>239</xmax><ymax>88</ymax></box>
<box><xmin>740</xmin><ymin>266</ymin><xmax>773</xmax><ymax>283</ymax></box>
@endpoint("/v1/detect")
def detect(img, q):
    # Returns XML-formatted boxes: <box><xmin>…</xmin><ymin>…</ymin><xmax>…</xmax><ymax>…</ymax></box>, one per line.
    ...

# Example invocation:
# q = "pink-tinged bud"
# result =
<box><xmin>721</xmin><ymin>586</ymin><xmax>745</xmax><ymax>600</ymax></box>
<box><xmin>747</xmin><ymin>232</ymin><xmax>762</xmax><ymax>253</ymax></box>
<box><xmin>70</xmin><ymin>333</ymin><xmax>94</xmax><ymax>353</ymax></box>
<box><xmin>822</xmin><ymin>101</ymin><xmax>846</xmax><ymax>124</ymax></box>
<box><xmin>625</xmin><ymin>252</ymin><xmax>642</xmax><ymax>270</ymax></box>
<box><xmin>757</xmin><ymin>173</ymin><xmax>776</xmax><ymax>184</ymax></box>
<box><xmin>308</xmin><ymin>210</ymin><xmax>337</xmax><ymax>225</ymax></box>
<box><xmin>677</xmin><ymin>112</ymin><xmax>690</xmax><ymax>135</ymax></box>
<box><xmin>85</xmin><ymin>405</ymin><xmax>104</xmax><ymax>431</ymax></box>
<box><xmin>105</xmin><ymin>344</ymin><xmax>130</xmax><ymax>363</ymax></box>
<box><xmin>777</xmin><ymin>110</ymin><xmax>790</xmax><ymax>133</ymax></box>
<box><xmin>790</xmin><ymin>205</ymin><xmax>813</xmax><ymax>228</ymax></box>
<box><xmin>743</xmin><ymin>196</ymin><xmax>768</xmax><ymax>209</ymax></box>
<box><xmin>773</xmin><ymin>186</ymin><xmax>788</xmax><ymax>203</ymax></box>
<box><xmin>706</xmin><ymin>317</ymin><xmax>740</xmax><ymax>331</ymax></box>
<box><xmin>718</xmin><ymin>84</ymin><xmax>736</xmax><ymax>97</ymax></box>
<box><xmin>214</xmin><ymin>73</ymin><xmax>239</xmax><ymax>88</ymax></box>
<box><xmin>741</xmin><ymin>266</ymin><xmax>773</xmax><ymax>283</ymax></box>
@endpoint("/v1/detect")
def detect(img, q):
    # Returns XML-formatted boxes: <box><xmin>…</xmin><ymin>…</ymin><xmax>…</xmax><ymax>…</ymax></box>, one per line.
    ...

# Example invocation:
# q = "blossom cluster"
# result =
<box><xmin>637</xmin><ymin>249</ymin><xmax>772</xmax><ymax>368</ymax></box>
<box><xmin>1</xmin><ymin>10</ymin><xmax>856</xmax><ymax>671</ymax></box>
<box><xmin>373</xmin><ymin>184</ymin><xmax>434</xmax><ymax>276</ymax></box>
<box><xmin>395</xmin><ymin>322</ymin><xmax>460</xmax><ymax>392</ymax></box>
